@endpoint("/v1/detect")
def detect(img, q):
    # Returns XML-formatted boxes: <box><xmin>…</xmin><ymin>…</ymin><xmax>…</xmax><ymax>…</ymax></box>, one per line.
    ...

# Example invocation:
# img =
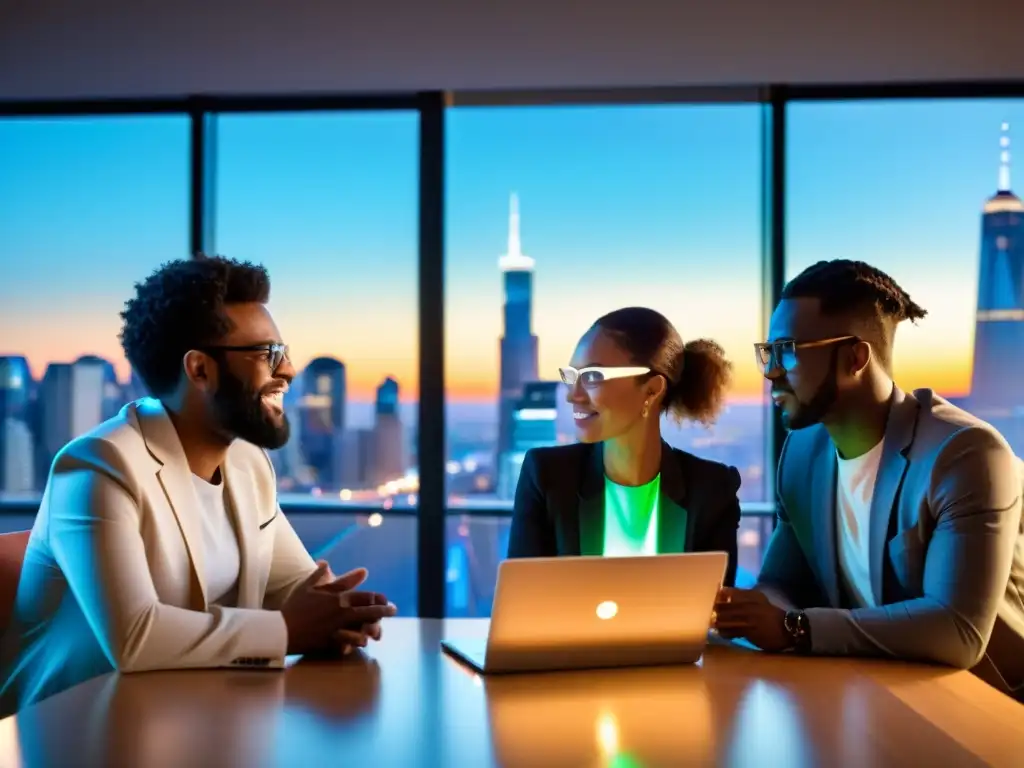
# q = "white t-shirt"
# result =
<box><xmin>191</xmin><ymin>473</ymin><xmax>242</xmax><ymax>606</ymax></box>
<box><xmin>835</xmin><ymin>440</ymin><xmax>885</xmax><ymax>609</ymax></box>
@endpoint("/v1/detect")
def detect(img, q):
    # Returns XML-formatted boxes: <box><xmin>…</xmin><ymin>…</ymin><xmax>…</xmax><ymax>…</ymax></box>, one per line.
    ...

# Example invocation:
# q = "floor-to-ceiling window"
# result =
<box><xmin>211</xmin><ymin>110</ymin><xmax>422</xmax><ymax>612</ymax></box>
<box><xmin>787</xmin><ymin>99</ymin><xmax>1024</xmax><ymax>459</ymax></box>
<box><xmin>9</xmin><ymin>88</ymin><xmax>1020</xmax><ymax>618</ymax></box>
<box><xmin>443</xmin><ymin>102</ymin><xmax>773</xmax><ymax>617</ymax></box>
<box><xmin>0</xmin><ymin>115</ymin><xmax>189</xmax><ymax>527</ymax></box>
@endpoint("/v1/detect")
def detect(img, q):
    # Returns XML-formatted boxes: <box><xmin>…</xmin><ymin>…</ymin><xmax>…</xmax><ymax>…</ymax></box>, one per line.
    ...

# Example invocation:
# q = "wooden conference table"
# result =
<box><xmin>1</xmin><ymin>619</ymin><xmax>1022</xmax><ymax>767</ymax></box>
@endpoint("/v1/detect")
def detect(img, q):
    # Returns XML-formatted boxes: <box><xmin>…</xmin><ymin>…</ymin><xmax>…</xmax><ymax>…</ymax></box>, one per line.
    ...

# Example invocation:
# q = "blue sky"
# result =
<box><xmin>788</xmin><ymin>99</ymin><xmax>1022</xmax><ymax>393</ymax></box>
<box><xmin>0</xmin><ymin>98</ymin><xmax>1019</xmax><ymax>401</ymax></box>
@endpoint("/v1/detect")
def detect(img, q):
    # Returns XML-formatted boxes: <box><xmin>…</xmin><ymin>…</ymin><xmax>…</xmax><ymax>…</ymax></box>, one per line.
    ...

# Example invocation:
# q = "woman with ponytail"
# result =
<box><xmin>507</xmin><ymin>306</ymin><xmax>742</xmax><ymax>586</ymax></box>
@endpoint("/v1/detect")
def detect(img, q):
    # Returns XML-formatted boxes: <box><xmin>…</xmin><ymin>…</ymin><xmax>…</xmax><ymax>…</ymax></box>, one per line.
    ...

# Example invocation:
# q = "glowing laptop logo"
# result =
<box><xmin>596</xmin><ymin>600</ymin><xmax>618</xmax><ymax>620</ymax></box>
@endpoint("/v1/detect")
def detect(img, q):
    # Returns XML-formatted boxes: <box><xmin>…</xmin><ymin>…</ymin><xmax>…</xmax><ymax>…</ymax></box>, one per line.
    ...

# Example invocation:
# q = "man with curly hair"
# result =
<box><xmin>0</xmin><ymin>255</ymin><xmax>395</xmax><ymax>714</ymax></box>
<box><xmin>715</xmin><ymin>259</ymin><xmax>1024</xmax><ymax>702</ymax></box>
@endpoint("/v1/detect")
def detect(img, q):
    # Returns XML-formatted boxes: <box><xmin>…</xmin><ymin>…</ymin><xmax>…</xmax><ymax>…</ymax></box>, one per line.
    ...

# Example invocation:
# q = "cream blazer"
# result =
<box><xmin>0</xmin><ymin>398</ymin><xmax>316</xmax><ymax>714</ymax></box>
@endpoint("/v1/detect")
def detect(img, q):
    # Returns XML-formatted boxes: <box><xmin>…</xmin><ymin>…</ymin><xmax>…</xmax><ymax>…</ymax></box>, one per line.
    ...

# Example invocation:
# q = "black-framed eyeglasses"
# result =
<box><xmin>753</xmin><ymin>335</ymin><xmax>858</xmax><ymax>373</ymax></box>
<box><xmin>200</xmin><ymin>343</ymin><xmax>291</xmax><ymax>372</ymax></box>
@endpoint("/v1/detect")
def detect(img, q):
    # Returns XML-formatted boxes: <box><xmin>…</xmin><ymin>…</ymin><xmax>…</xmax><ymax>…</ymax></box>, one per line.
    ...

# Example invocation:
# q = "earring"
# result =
<box><xmin>642</xmin><ymin>399</ymin><xmax>650</xmax><ymax>418</ymax></box>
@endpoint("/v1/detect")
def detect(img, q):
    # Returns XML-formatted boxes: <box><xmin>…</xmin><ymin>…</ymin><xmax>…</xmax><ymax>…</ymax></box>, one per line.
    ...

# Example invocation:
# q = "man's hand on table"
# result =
<box><xmin>282</xmin><ymin>561</ymin><xmax>396</xmax><ymax>656</ymax></box>
<box><xmin>315</xmin><ymin>562</ymin><xmax>396</xmax><ymax>654</ymax></box>
<box><xmin>712</xmin><ymin>587</ymin><xmax>793</xmax><ymax>653</ymax></box>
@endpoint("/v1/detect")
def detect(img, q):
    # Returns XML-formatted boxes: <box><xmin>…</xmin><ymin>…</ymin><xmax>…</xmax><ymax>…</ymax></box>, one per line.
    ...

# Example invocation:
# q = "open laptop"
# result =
<box><xmin>441</xmin><ymin>551</ymin><xmax>727</xmax><ymax>674</ymax></box>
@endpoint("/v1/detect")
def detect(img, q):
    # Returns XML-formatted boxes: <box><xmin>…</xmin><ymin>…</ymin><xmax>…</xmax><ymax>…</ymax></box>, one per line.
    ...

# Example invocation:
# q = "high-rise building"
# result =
<box><xmin>38</xmin><ymin>364</ymin><xmax>70</xmax><ymax>482</ymax></box>
<box><xmin>496</xmin><ymin>194</ymin><xmax>539</xmax><ymax>497</ymax></box>
<box><xmin>498</xmin><ymin>381</ymin><xmax>559</xmax><ymax>499</ymax></box>
<box><xmin>75</xmin><ymin>355</ymin><xmax>123</xmax><ymax>421</ymax></box>
<box><xmin>0</xmin><ymin>357</ymin><xmax>30</xmax><ymax>420</ymax></box>
<box><xmin>969</xmin><ymin>122</ymin><xmax>1024</xmax><ymax>454</ymax></box>
<box><xmin>269</xmin><ymin>380</ymin><xmax>306</xmax><ymax>490</ymax></box>
<box><xmin>69</xmin><ymin>358</ymin><xmax>108</xmax><ymax>438</ymax></box>
<box><xmin>340</xmin><ymin>428</ymin><xmax>374</xmax><ymax>488</ymax></box>
<box><xmin>0</xmin><ymin>356</ymin><xmax>34</xmax><ymax>494</ymax></box>
<box><xmin>39</xmin><ymin>361</ymin><xmax>103</xmax><ymax>457</ymax></box>
<box><xmin>1</xmin><ymin>418</ymin><xmax>34</xmax><ymax>494</ymax></box>
<box><xmin>299</xmin><ymin>357</ymin><xmax>346</xmax><ymax>490</ymax></box>
<box><xmin>371</xmin><ymin>376</ymin><xmax>404</xmax><ymax>486</ymax></box>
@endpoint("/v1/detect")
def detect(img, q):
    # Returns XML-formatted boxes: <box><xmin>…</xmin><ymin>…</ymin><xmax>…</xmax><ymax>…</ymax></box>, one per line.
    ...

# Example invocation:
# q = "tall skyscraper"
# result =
<box><xmin>969</xmin><ymin>122</ymin><xmax>1024</xmax><ymax>454</ymax></box>
<box><xmin>340</xmin><ymin>428</ymin><xmax>374</xmax><ymax>488</ymax></box>
<box><xmin>375</xmin><ymin>376</ymin><xmax>400</xmax><ymax>417</ymax></box>
<box><xmin>1</xmin><ymin>418</ymin><xmax>34</xmax><ymax>494</ymax></box>
<box><xmin>496</xmin><ymin>194</ymin><xmax>539</xmax><ymax>497</ymax></box>
<box><xmin>269</xmin><ymin>381</ymin><xmax>306</xmax><ymax>490</ymax></box>
<box><xmin>498</xmin><ymin>381</ymin><xmax>559</xmax><ymax>499</ymax></box>
<box><xmin>371</xmin><ymin>376</ymin><xmax>405</xmax><ymax>486</ymax></box>
<box><xmin>38</xmin><ymin>360</ymin><xmax>105</xmax><ymax>463</ymax></box>
<box><xmin>69</xmin><ymin>358</ymin><xmax>108</xmax><ymax>438</ymax></box>
<box><xmin>299</xmin><ymin>356</ymin><xmax>346</xmax><ymax>490</ymax></box>
<box><xmin>0</xmin><ymin>357</ymin><xmax>31</xmax><ymax>420</ymax></box>
<box><xmin>75</xmin><ymin>355</ymin><xmax>122</xmax><ymax>420</ymax></box>
<box><xmin>0</xmin><ymin>356</ymin><xmax>34</xmax><ymax>494</ymax></box>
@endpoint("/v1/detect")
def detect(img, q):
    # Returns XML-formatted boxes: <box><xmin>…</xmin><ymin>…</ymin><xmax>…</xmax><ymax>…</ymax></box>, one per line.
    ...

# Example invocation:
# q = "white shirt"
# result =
<box><xmin>835</xmin><ymin>439</ymin><xmax>885</xmax><ymax>609</ymax></box>
<box><xmin>191</xmin><ymin>473</ymin><xmax>242</xmax><ymax>606</ymax></box>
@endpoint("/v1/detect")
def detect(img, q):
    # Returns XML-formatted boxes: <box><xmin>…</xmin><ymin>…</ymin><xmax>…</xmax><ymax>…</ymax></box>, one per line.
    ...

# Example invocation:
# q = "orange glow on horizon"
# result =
<box><xmin>444</xmin><ymin>350</ymin><xmax>975</xmax><ymax>403</ymax></box>
<box><xmin>15</xmin><ymin>346</ymin><xmax>975</xmax><ymax>405</ymax></box>
<box><xmin>8</xmin><ymin>304</ymin><xmax>977</xmax><ymax>405</ymax></box>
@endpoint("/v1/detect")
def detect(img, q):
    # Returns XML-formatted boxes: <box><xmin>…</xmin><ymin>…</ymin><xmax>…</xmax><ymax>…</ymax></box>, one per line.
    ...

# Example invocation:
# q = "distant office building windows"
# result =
<box><xmin>499</xmin><ymin>381</ymin><xmax>560</xmax><ymax>499</ymax></box>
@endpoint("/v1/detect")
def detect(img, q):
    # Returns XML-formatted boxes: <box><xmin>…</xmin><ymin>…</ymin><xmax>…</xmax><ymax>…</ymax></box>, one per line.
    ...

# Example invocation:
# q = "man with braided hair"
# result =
<box><xmin>714</xmin><ymin>259</ymin><xmax>1024</xmax><ymax>702</ymax></box>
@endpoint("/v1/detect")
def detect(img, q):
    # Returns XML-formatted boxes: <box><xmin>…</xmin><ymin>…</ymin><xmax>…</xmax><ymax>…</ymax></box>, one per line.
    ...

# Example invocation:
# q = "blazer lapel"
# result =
<box><xmin>809</xmin><ymin>428</ymin><xmax>841</xmax><ymax>607</ymax></box>
<box><xmin>657</xmin><ymin>441</ymin><xmax>689</xmax><ymax>554</ymax></box>
<box><xmin>223</xmin><ymin>457</ymin><xmax>260</xmax><ymax>609</ymax></box>
<box><xmin>868</xmin><ymin>387</ymin><xmax>917</xmax><ymax>605</ymax></box>
<box><xmin>575</xmin><ymin>443</ymin><xmax>606</xmax><ymax>556</ymax></box>
<box><xmin>134</xmin><ymin>398</ymin><xmax>208</xmax><ymax>609</ymax></box>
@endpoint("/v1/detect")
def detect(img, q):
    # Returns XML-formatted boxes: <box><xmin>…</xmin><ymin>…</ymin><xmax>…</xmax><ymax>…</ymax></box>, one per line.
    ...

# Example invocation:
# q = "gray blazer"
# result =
<box><xmin>757</xmin><ymin>387</ymin><xmax>1024</xmax><ymax>701</ymax></box>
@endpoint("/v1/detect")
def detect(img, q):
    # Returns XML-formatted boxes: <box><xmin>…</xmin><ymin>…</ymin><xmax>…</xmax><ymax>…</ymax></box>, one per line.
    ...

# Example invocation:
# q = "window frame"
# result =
<box><xmin>3</xmin><ymin>79</ymin><xmax>1023</xmax><ymax>616</ymax></box>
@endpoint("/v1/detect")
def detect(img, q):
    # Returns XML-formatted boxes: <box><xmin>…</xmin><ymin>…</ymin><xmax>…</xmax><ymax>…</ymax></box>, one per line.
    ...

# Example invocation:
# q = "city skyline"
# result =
<box><xmin>2</xmin><ymin>102</ymin><xmax>1022</xmax><ymax>406</ymax></box>
<box><xmin>3</xmin><ymin>101</ymin><xmax>1023</xmax><ymax>613</ymax></box>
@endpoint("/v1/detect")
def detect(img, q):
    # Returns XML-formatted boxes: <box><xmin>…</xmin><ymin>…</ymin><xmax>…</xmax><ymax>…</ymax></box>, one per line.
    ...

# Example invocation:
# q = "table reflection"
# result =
<box><xmin>482</xmin><ymin>665</ymin><xmax>715</xmax><ymax>766</ymax></box>
<box><xmin>468</xmin><ymin>643</ymin><xmax>996</xmax><ymax>768</ymax></box>
<box><xmin>13</xmin><ymin>655</ymin><xmax>382</xmax><ymax>768</ymax></box>
<box><xmin>281</xmin><ymin>655</ymin><xmax>382</xmax><ymax>719</ymax></box>
<box><xmin>4</xmin><ymin>620</ymin><xmax>1019</xmax><ymax>768</ymax></box>
<box><xmin>700</xmin><ymin>648</ymin><xmax>990</xmax><ymax>768</ymax></box>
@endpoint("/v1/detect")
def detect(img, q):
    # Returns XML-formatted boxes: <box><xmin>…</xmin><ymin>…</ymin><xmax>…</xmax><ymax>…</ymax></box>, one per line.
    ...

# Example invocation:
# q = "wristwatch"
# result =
<box><xmin>783</xmin><ymin>610</ymin><xmax>812</xmax><ymax>654</ymax></box>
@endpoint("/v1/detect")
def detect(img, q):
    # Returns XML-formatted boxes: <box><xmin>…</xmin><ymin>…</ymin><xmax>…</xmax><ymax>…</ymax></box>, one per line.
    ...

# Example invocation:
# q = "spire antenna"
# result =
<box><xmin>508</xmin><ymin>193</ymin><xmax>521</xmax><ymax>257</ymax></box>
<box><xmin>498</xmin><ymin>192</ymin><xmax>535</xmax><ymax>272</ymax></box>
<box><xmin>999</xmin><ymin>122</ymin><xmax>1011</xmax><ymax>192</ymax></box>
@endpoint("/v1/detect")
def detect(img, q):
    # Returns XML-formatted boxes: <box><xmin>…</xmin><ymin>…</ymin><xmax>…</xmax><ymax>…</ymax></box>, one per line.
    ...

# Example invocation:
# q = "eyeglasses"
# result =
<box><xmin>559</xmin><ymin>365</ymin><xmax>651</xmax><ymax>388</ymax></box>
<box><xmin>753</xmin><ymin>335</ymin><xmax>858</xmax><ymax>372</ymax></box>
<box><xmin>201</xmin><ymin>343</ymin><xmax>291</xmax><ymax>372</ymax></box>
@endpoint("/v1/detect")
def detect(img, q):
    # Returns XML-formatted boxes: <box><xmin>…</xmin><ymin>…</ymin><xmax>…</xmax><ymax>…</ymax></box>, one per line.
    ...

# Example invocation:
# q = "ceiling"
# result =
<box><xmin>0</xmin><ymin>0</ymin><xmax>1020</xmax><ymax>101</ymax></box>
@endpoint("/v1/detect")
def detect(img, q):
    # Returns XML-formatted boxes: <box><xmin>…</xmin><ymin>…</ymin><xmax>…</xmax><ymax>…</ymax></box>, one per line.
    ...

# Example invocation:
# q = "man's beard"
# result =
<box><xmin>212</xmin><ymin>368</ymin><xmax>290</xmax><ymax>450</ymax></box>
<box><xmin>777</xmin><ymin>350</ymin><xmax>840</xmax><ymax>431</ymax></box>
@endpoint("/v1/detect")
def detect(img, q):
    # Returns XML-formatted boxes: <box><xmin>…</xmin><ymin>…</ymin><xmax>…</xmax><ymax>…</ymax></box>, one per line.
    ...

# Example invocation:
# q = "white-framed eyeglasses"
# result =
<box><xmin>559</xmin><ymin>366</ymin><xmax>651</xmax><ymax>388</ymax></box>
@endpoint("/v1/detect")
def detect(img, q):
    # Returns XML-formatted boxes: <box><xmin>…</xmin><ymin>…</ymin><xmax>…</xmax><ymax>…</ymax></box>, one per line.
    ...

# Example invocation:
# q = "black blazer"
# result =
<box><xmin>507</xmin><ymin>440</ymin><xmax>743</xmax><ymax>586</ymax></box>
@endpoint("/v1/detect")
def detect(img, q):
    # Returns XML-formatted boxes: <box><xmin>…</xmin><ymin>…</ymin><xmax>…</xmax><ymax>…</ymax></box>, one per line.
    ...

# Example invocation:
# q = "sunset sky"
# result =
<box><xmin>0</xmin><ymin>99</ymin><xmax>1019</xmax><ymax>402</ymax></box>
